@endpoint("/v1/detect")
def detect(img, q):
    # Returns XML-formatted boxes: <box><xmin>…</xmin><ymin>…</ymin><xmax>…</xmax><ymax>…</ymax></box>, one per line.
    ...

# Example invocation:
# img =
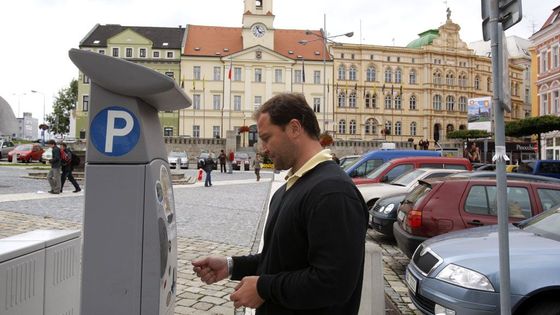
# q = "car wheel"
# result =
<box><xmin>523</xmin><ymin>299</ymin><xmax>560</xmax><ymax>315</ymax></box>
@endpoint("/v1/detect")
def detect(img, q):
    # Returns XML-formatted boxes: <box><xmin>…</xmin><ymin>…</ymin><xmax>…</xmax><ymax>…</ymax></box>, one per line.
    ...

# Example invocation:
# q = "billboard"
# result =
<box><xmin>468</xmin><ymin>97</ymin><xmax>492</xmax><ymax>131</ymax></box>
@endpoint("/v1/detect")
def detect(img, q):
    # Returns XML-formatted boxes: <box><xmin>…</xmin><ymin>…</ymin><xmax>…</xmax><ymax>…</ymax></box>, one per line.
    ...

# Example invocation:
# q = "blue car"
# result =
<box><xmin>405</xmin><ymin>208</ymin><xmax>560</xmax><ymax>315</ymax></box>
<box><xmin>345</xmin><ymin>149</ymin><xmax>441</xmax><ymax>178</ymax></box>
<box><xmin>517</xmin><ymin>160</ymin><xmax>560</xmax><ymax>179</ymax></box>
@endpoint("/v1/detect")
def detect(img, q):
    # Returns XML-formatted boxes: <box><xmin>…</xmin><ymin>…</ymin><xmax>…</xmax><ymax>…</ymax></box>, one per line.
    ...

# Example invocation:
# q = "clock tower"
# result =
<box><xmin>242</xmin><ymin>0</ymin><xmax>275</xmax><ymax>50</ymax></box>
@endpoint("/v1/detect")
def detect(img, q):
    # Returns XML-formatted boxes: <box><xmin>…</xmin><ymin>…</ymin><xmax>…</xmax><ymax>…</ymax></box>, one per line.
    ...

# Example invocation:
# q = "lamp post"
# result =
<box><xmin>298</xmin><ymin>16</ymin><xmax>353</xmax><ymax>133</ymax></box>
<box><xmin>31</xmin><ymin>90</ymin><xmax>46</xmax><ymax>124</ymax></box>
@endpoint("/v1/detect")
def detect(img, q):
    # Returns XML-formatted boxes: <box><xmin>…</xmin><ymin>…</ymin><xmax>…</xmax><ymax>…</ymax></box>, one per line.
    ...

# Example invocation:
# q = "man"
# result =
<box><xmin>60</xmin><ymin>143</ymin><xmax>81</xmax><ymax>193</ymax></box>
<box><xmin>192</xmin><ymin>93</ymin><xmax>368</xmax><ymax>314</ymax></box>
<box><xmin>203</xmin><ymin>152</ymin><xmax>215</xmax><ymax>187</ymax></box>
<box><xmin>46</xmin><ymin>139</ymin><xmax>62</xmax><ymax>194</ymax></box>
<box><xmin>219</xmin><ymin>149</ymin><xmax>227</xmax><ymax>173</ymax></box>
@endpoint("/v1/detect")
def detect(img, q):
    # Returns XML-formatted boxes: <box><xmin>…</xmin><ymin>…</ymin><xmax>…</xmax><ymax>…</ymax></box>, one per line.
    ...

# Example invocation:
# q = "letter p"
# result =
<box><xmin>105</xmin><ymin>110</ymin><xmax>134</xmax><ymax>153</ymax></box>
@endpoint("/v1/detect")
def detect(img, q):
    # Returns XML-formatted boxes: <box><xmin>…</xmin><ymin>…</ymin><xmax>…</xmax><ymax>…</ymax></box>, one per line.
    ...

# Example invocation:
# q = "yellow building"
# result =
<box><xmin>330</xmin><ymin>13</ymin><xmax>525</xmax><ymax>148</ymax></box>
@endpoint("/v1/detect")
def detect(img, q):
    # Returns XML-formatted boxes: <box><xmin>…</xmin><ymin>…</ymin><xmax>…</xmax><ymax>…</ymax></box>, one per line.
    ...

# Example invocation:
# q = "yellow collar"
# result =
<box><xmin>285</xmin><ymin>149</ymin><xmax>332</xmax><ymax>190</ymax></box>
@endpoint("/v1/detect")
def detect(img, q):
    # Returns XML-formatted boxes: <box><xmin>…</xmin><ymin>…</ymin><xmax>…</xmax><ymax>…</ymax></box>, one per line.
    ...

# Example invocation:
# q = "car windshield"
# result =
<box><xmin>15</xmin><ymin>144</ymin><xmax>32</xmax><ymax>151</ymax></box>
<box><xmin>519</xmin><ymin>208</ymin><xmax>560</xmax><ymax>242</ymax></box>
<box><xmin>169</xmin><ymin>152</ymin><xmax>186</xmax><ymax>157</ymax></box>
<box><xmin>235</xmin><ymin>153</ymin><xmax>249</xmax><ymax>159</ymax></box>
<box><xmin>391</xmin><ymin>169</ymin><xmax>426</xmax><ymax>186</ymax></box>
<box><xmin>366</xmin><ymin>161</ymin><xmax>392</xmax><ymax>179</ymax></box>
<box><xmin>340</xmin><ymin>156</ymin><xmax>360</xmax><ymax>169</ymax></box>
<box><xmin>199</xmin><ymin>153</ymin><xmax>209</xmax><ymax>159</ymax></box>
<box><xmin>403</xmin><ymin>182</ymin><xmax>432</xmax><ymax>207</ymax></box>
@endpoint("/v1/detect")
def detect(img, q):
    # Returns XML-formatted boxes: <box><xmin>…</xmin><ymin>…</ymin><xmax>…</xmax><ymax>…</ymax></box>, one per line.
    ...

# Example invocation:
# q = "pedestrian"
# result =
<box><xmin>253</xmin><ymin>154</ymin><xmax>262</xmax><ymax>181</ymax></box>
<box><xmin>192</xmin><ymin>93</ymin><xmax>368</xmax><ymax>314</ymax></box>
<box><xmin>228</xmin><ymin>149</ymin><xmax>234</xmax><ymax>174</ymax></box>
<box><xmin>203</xmin><ymin>152</ymin><xmax>215</xmax><ymax>187</ymax></box>
<box><xmin>470</xmin><ymin>143</ymin><xmax>481</xmax><ymax>163</ymax></box>
<box><xmin>218</xmin><ymin>149</ymin><xmax>227</xmax><ymax>173</ymax></box>
<box><xmin>59</xmin><ymin>143</ymin><xmax>81</xmax><ymax>193</ymax></box>
<box><xmin>46</xmin><ymin>140</ymin><xmax>62</xmax><ymax>194</ymax></box>
<box><xmin>331</xmin><ymin>153</ymin><xmax>340</xmax><ymax>164</ymax></box>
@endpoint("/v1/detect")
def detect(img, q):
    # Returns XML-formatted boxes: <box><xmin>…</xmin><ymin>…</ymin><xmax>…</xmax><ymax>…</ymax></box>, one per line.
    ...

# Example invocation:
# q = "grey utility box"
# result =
<box><xmin>69</xmin><ymin>48</ymin><xmax>191</xmax><ymax>315</ymax></box>
<box><xmin>0</xmin><ymin>230</ymin><xmax>81</xmax><ymax>315</ymax></box>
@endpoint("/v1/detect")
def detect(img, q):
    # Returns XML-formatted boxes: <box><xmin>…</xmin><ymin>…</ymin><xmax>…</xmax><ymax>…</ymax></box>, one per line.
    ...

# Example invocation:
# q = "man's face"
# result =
<box><xmin>256</xmin><ymin>113</ymin><xmax>296</xmax><ymax>171</ymax></box>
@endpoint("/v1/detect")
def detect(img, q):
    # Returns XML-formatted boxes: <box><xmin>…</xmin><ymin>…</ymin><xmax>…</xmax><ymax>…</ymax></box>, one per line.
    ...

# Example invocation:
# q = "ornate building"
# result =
<box><xmin>330</xmin><ymin>12</ymin><xmax>525</xmax><ymax>148</ymax></box>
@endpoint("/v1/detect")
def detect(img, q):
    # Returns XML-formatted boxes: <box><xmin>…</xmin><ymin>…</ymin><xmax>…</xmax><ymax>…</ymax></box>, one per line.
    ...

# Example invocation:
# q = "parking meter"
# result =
<box><xmin>68</xmin><ymin>49</ymin><xmax>191</xmax><ymax>315</ymax></box>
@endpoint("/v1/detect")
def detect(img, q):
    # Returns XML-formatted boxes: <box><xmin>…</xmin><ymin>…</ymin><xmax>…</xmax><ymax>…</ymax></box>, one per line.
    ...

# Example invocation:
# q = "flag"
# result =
<box><xmin>192</xmin><ymin>78</ymin><xmax>196</xmax><ymax>91</ymax></box>
<box><xmin>202</xmin><ymin>76</ymin><xmax>205</xmax><ymax>91</ymax></box>
<box><xmin>400</xmin><ymin>85</ymin><xmax>403</xmax><ymax>96</ymax></box>
<box><xmin>228</xmin><ymin>60</ymin><xmax>233</xmax><ymax>80</ymax></box>
<box><xmin>302</xmin><ymin>59</ymin><xmax>306</xmax><ymax>83</ymax></box>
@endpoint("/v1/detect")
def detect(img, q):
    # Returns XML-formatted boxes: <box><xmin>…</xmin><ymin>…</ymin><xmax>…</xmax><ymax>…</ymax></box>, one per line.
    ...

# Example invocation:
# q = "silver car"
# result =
<box><xmin>405</xmin><ymin>208</ymin><xmax>560</xmax><ymax>314</ymax></box>
<box><xmin>168</xmin><ymin>151</ymin><xmax>188</xmax><ymax>169</ymax></box>
<box><xmin>0</xmin><ymin>140</ymin><xmax>15</xmax><ymax>160</ymax></box>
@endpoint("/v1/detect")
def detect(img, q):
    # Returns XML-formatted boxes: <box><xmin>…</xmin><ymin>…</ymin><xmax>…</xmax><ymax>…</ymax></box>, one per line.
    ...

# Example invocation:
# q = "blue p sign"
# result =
<box><xmin>90</xmin><ymin>106</ymin><xmax>140</xmax><ymax>156</ymax></box>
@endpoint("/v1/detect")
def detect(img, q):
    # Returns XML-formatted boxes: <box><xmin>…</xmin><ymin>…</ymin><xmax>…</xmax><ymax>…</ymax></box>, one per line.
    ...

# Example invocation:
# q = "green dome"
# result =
<box><xmin>406</xmin><ymin>29</ymin><xmax>439</xmax><ymax>48</ymax></box>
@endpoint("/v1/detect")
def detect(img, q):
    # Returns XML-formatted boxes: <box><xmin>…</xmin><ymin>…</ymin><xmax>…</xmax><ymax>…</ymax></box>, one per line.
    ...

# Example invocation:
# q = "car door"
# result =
<box><xmin>535</xmin><ymin>187</ymin><xmax>560</xmax><ymax>212</ymax></box>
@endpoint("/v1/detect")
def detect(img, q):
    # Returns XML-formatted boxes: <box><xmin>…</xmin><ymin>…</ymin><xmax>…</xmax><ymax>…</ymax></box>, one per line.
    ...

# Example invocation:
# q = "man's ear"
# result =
<box><xmin>287</xmin><ymin>119</ymin><xmax>302</xmax><ymax>138</ymax></box>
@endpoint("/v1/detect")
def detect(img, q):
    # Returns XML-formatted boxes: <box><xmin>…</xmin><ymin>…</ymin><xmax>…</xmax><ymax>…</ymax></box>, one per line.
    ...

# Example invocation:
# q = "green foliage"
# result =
<box><xmin>505</xmin><ymin>115</ymin><xmax>560</xmax><ymax>137</ymax></box>
<box><xmin>446</xmin><ymin>129</ymin><xmax>490</xmax><ymax>140</ymax></box>
<box><xmin>45</xmin><ymin>79</ymin><xmax>77</xmax><ymax>136</ymax></box>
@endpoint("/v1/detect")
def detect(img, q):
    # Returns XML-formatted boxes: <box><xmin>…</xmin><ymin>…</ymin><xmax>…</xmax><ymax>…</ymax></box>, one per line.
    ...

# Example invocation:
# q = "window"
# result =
<box><xmin>254</xmin><ymin>96</ymin><xmax>262</xmax><ymax>110</ymax></box>
<box><xmin>338</xmin><ymin>119</ymin><xmax>346</xmax><ymax>134</ymax></box>
<box><xmin>349</xmin><ymin>120</ymin><xmax>356</xmax><ymax>134</ymax></box>
<box><xmin>371</xmin><ymin>94</ymin><xmax>377</xmax><ymax>108</ymax></box>
<box><xmin>446</xmin><ymin>73</ymin><xmax>454</xmax><ymax>85</ymax></box>
<box><xmin>165</xmin><ymin>72</ymin><xmax>174</xmax><ymax>78</ymax></box>
<box><xmin>541</xmin><ymin>51</ymin><xmax>548</xmax><ymax>73</ymax></box>
<box><xmin>351</xmin><ymin>54</ymin><xmax>355</xmax><ymax>60</ymax></box>
<box><xmin>163</xmin><ymin>127</ymin><xmax>173</xmax><ymax>137</ymax></box>
<box><xmin>126</xmin><ymin>48</ymin><xmax>133</xmax><ymax>58</ymax></box>
<box><xmin>193</xmin><ymin>66</ymin><xmax>201</xmax><ymax>80</ymax></box>
<box><xmin>166</xmin><ymin>51</ymin><xmax>174</xmax><ymax>58</ymax></box>
<box><xmin>112</xmin><ymin>47</ymin><xmax>119</xmax><ymax>57</ymax></box>
<box><xmin>409</xmin><ymin>69</ymin><xmax>416</xmax><ymax>84</ymax></box>
<box><xmin>366</xmin><ymin>66</ymin><xmax>376</xmax><ymax>82</ymax></box>
<box><xmin>554</xmin><ymin>91</ymin><xmax>560</xmax><ymax>114</ymax></box>
<box><xmin>341</xmin><ymin>53</ymin><xmax>345</xmax><ymax>59</ymax></box>
<box><xmin>384</xmin><ymin>121</ymin><xmax>392</xmax><ymax>135</ymax></box>
<box><xmin>233</xmin><ymin>95</ymin><xmax>241</xmax><ymax>111</ymax></box>
<box><xmin>409</xmin><ymin>95</ymin><xmax>416</xmax><ymax>110</ymax></box>
<box><xmin>294</xmin><ymin>70</ymin><xmax>302</xmax><ymax>83</ymax></box>
<box><xmin>410</xmin><ymin>122</ymin><xmax>417</xmax><ymax>136</ymax></box>
<box><xmin>193</xmin><ymin>94</ymin><xmax>201</xmax><ymax>110</ymax></box>
<box><xmin>487</xmin><ymin>77</ymin><xmax>492</xmax><ymax>92</ymax></box>
<box><xmin>349</xmin><ymin>66</ymin><xmax>357</xmax><ymax>81</ymax></box>
<box><xmin>98</xmin><ymin>49</ymin><xmax>105</xmax><ymax>55</ymax></box>
<box><xmin>465</xmin><ymin>186</ymin><xmax>531</xmax><ymax>219</ymax></box>
<box><xmin>234</xmin><ymin>67</ymin><xmax>242</xmax><ymax>81</ymax></box>
<box><xmin>459</xmin><ymin>96</ymin><xmax>467</xmax><ymax>112</ymax></box>
<box><xmin>433</xmin><ymin>95</ymin><xmax>442</xmax><ymax>111</ymax></box>
<box><xmin>446</xmin><ymin>124</ymin><xmax>454</xmax><ymax>134</ymax></box>
<box><xmin>139</xmin><ymin>48</ymin><xmax>146</xmax><ymax>58</ymax></box>
<box><xmin>474</xmin><ymin>76</ymin><xmax>480</xmax><ymax>90</ymax></box>
<box><xmin>365</xmin><ymin>93</ymin><xmax>371</xmax><ymax>108</ymax></box>
<box><xmin>213</xmin><ymin>66</ymin><xmax>221</xmax><ymax>81</ymax></box>
<box><xmin>553</xmin><ymin>46</ymin><xmax>559</xmax><ymax>69</ymax></box>
<box><xmin>82</xmin><ymin>95</ymin><xmax>89</xmax><ymax>112</ymax></box>
<box><xmin>384</xmin><ymin>94</ymin><xmax>392</xmax><ymax>109</ymax></box>
<box><xmin>193</xmin><ymin>125</ymin><xmax>200</xmax><ymax>138</ymax></box>
<box><xmin>542</xmin><ymin>93</ymin><xmax>549</xmax><ymax>115</ymax></box>
<box><xmin>537</xmin><ymin>188</ymin><xmax>560</xmax><ymax>211</ymax></box>
<box><xmin>254</xmin><ymin>68</ymin><xmax>262</xmax><ymax>82</ymax></box>
<box><xmin>153</xmin><ymin>51</ymin><xmax>160</xmax><ymax>58</ymax></box>
<box><xmin>213</xmin><ymin>126</ymin><xmax>220</xmax><ymax>138</ymax></box>
<box><xmin>384</xmin><ymin>67</ymin><xmax>392</xmax><ymax>83</ymax></box>
<box><xmin>395</xmin><ymin>68</ymin><xmax>402</xmax><ymax>83</ymax></box>
<box><xmin>83</xmin><ymin>75</ymin><xmax>90</xmax><ymax>84</ymax></box>
<box><xmin>394</xmin><ymin>95</ymin><xmax>402</xmax><ymax>110</ymax></box>
<box><xmin>313</xmin><ymin>98</ymin><xmax>321</xmax><ymax>113</ymax></box>
<box><xmin>338</xmin><ymin>65</ymin><xmax>346</xmax><ymax>80</ymax></box>
<box><xmin>314</xmin><ymin>71</ymin><xmax>321</xmax><ymax>84</ymax></box>
<box><xmin>338</xmin><ymin>92</ymin><xmax>346</xmax><ymax>107</ymax></box>
<box><xmin>385</xmin><ymin>164</ymin><xmax>414</xmax><ymax>182</ymax></box>
<box><xmin>349</xmin><ymin>92</ymin><xmax>357</xmax><ymax>108</ymax></box>
<box><xmin>433</xmin><ymin>72</ymin><xmax>442</xmax><ymax>85</ymax></box>
<box><xmin>446</xmin><ymin>95</ymin><xmax>455</xmax><ymax>111</ymax></box>
<box><xmin>275</xmin><ymin>69</ymin><xmax>282</xmax><ymax>83</ymax></box>
<box><xmin>395</xmin><ymin>121</ymin><xmax>402</xmax><ymax>135</ymax></box>
<box><xmin>213</xmin><ymin>95</ymin><xmax>221</xmax><ymax>110</ymax></box>
<box><xmin>365</xmin><ymin>118</ymin><xmax>376</xmax><ymax>134</ymax></box>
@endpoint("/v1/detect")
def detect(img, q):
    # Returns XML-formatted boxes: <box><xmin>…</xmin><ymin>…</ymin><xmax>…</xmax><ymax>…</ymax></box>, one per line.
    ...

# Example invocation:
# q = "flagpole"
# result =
<box><xmin>221</xmin><ymin>64</ymin><xmax>225</xmax><ymax>139</ymax></box>
<box><xmin>228</xmin><ymin>58</ymin><xmax>232</xmax><ymax>132</ymax></box>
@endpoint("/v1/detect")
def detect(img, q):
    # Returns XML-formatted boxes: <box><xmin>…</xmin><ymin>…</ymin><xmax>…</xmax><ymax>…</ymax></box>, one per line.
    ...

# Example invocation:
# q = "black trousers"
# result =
<box><xmin>61</xmin><ymin>166</ymin><xmax>80</xmax><ymax>191</ymax></box>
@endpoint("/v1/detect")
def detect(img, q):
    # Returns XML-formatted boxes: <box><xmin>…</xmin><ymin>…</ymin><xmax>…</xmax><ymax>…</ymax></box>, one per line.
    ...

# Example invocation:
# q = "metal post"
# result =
<box><xmin>489</xmin><ymin>0</ymin><xmax>512</xmax><ymax>314</ymax></box>
<box><xmin>323</xmin><ymin>14</ymin><xmax>327</xmax><ymax>132</ymax></box>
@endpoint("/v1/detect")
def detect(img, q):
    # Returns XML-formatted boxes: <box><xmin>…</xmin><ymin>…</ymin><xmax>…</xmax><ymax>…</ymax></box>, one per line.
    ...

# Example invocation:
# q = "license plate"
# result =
<box><xmin>406</xmin><ymin>270</ymin><xmax>417</xmax><ymax>293</ymax></box>
<box><xmin>397</xmin><ymin>210</ymin><xmax>405</xmax><ymax>222</ymax></box>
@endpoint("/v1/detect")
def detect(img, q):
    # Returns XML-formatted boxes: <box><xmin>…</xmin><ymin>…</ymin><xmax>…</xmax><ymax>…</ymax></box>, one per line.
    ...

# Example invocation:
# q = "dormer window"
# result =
<box><xmin>93</xmin><ymin>40</ymin><xmax>100</xmax><ymax>44</ymax></box>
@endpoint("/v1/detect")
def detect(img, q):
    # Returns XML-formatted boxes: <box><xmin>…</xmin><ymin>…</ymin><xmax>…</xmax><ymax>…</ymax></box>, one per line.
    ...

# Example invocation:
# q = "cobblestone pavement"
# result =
<box><xmin>0</xmin><ymin>164</ymin><xmax>421</xmax><ymax>314</ymax></box>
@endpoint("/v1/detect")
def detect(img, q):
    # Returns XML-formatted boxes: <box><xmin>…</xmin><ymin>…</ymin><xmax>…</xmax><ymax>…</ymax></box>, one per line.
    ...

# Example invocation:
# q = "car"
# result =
<box><xmin>7</xmin><ymin>143</ymin><xmax>44</xmax><ymax>163</ymax></box>
<box><xmin>517</xmin><ymin>160</ymin><xmax>560</xmax><ymax>179</ymax></box>
<box><xmin>474</xmin><ymin>163</ymin><xmax>496</xmax><ymax>171</ymax></box>
<box><xmin>506</xmin><ymin>164</ymin><xmax>518</xmax><ymax>173</ymax></box>
<box><xmin>339</xmin><ymin>155</ymin><xmax>361</xmax><ymax>170</ymax></box>
<box><xmin>168</xmin><ymin>151</ymin><xmax>189</xmax><ymax>169</ymax></box>
<box><xmin>393</xmin><ymin>177</ymin><xmax>560</xmax><ymax>258</ymax></box>
<box><xmin>405</xmin><ymin>208</ymin><xmax>560</xmax><ymax>315</ymax></box>
<box><xmin>345</xmin><ymin>149</ymin><xmax>442</xmax><ymax>178</ymax></box>
<box><xmin>0</xmin><ymin>140</ymin><xmax>15</xmax><ymax>160</ymax></box>
<box><xmin>353</xmin><ymin>157</ymin><xmax>472</xmax><ymax>186</ymax></box>
<box><xmin>232</xmin><ymin>152</ymin><xmax>250</xmax><ymax>171</ymax></box>
<box><xmin>41</xmin><ymin>147</ymin><xmax>52</xmax><ymax>164</ymax></box>
<box><xmin>197</xmin><ymin>152</ymin><xmax>217</xmax><ymax>170</ymax></box>
<box><xmin>447</xmin><ymin>170</ymin><xmax>560</xmax><ymax>183</ymax></box>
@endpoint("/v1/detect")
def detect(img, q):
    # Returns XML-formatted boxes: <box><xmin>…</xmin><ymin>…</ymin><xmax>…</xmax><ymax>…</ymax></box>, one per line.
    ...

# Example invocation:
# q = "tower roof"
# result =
<box><xmin>406</xmin><ymin>29</ymin><xmax>439</xmax><ymax>48</ymax></box>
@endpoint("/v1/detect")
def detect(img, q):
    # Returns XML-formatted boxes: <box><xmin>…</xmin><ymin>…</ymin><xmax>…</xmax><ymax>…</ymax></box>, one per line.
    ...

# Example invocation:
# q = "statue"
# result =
<box><xmin>447</xmin><ymin>7</ymin><xmax>451</xmax><ymax>20</ymax></box>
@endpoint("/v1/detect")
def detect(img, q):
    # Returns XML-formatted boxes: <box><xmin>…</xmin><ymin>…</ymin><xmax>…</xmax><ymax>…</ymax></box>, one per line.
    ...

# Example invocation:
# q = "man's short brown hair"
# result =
<box><xmin>253</xmin><ymin>93</ymin><xmax>320</xmax><ymax>140</ymax></box>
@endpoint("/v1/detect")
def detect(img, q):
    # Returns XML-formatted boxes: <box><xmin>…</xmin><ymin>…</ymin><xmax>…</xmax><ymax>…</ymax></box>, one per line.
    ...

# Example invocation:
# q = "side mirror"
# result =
<box><xmin>349</xmin><ymin>170</ymin><xmax>357</xmax><ymax>177</ymax></box>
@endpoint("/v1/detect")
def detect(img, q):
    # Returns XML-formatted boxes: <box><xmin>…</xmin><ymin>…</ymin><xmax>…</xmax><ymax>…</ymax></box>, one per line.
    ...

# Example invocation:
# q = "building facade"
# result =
<box><xmin>330</xmin><ymin>13</ymin><xmax>525</xmax><ymax>147</ymax></box>
<box><xmin>75</xmin><ymin>24</ymin><xmax>185</xmax><ymax>139</ymax></box>
<box><xmin>17</xmin><ymin>112</ymin><xmax>38</xmax><ymax>140</ymax></box>
<box><xmin>530</xmin><ymin>5</ymin><xmax>560</xmax><ymax>159</ymax></box>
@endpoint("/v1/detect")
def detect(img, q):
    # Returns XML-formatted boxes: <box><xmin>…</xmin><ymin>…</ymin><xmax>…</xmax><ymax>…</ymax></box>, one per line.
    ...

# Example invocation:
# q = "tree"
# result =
<box><xmin>447</xmin><ymin>129</ymin><xmax>490</xmax><ymax>142</ymax></box>
<box><xmin>505</xmin><ymin>115</ymin><xmax>560</xmax><ymax>159</ymax></box>
<box><xmin>46</xmin><ymin>79</ymin><xmax>77</xmax><ymax>137</ymax></box>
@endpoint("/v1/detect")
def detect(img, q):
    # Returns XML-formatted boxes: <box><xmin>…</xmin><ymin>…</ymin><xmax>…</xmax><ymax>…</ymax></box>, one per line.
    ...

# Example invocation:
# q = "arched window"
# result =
<box><xmin>385</xmin><ymin>67</ymin><xmax>392</xmax><ymax>83</ymax></box>
<box><xmin>395</xmin><ymin>68</ymin><xmax>402</xmax><ymax>83</ymax></box>
<box><xmin>409</xmin><ymin>95</ymin><xmax>417</xmax><ymax>110</ymax></box>
<box><xmin>474</xmin><ymin>76</ymin><xmax>480</xmax><ymax>90</ymax></box>
<box><xmin>410</xmin><ymin>122</ymin><xmax>417</xmax><ymax>136</ymax></box>
<box><xmin>487</xmin><ymin>77</ymin><xmax>492</xmax><ymax>91</ymax></box>
<box><xmin>394</xmin><ymin>95</ymin><xmax>402</xmax><ymax>109</ymax></box>
<box><xmin>459</xmin><ymin>124</ymin><xmax>467</xmax><ymax>130</ymax></box>
<box><xmin>338</xmin><ymin>92</ymin><xmax>346</xmax><ymax>107</ymax></box>
<box><xmin>433</xmin><ymin>95</ymin><xmax>442</xmax><ymax>110</ymax></box>
<box><xmin>384</xmin><ymin>94</ymin><xmax>392</xmax><ymax>109</ymax></box>
<box><xmin>446</xmin><ymin>124</ymin><xmax>454</xmax><ymax>134</ymax></box>
<box><xmin>365</xmin><ymin>118</ymin><xmax>377</xmax><ymax>134</ymax></box>
<box><xmin>395</xmin><ymin>121</ymin><xmax>402</xmax><ymax>136</ymax></box>
<box><xmin>384</xmin><ymin>121</ymin><xmax>392</xmax><ymax>135</ymax></box>
<box><xmin>338</xmin><ymin>119</ymin><xmax>346</xmax><ymax>134</ymax></box>
<box><xmin>349</xmin><ymin>66</ymin><xmax>357</xmax><ymax>81</ymax></box>
<box><xmin>459</xmin><ymin>96</ymin><xmax>467</xmax><ymax>112</ymax></box>
<box><xmin>446</xmin><ymin>72</ymin><xmax>455</xmax><ymax>85</ymax></box>
<box><xmin>366</xmin><ymin>66</ymin><xmax>376</xmax><ymax>82</ymax></box>
<box><xmin>349</xmin><ymin>120</ymin><xmax>356</xmax><ymax>134</ymax></box>
<box><xmin>349</xmin><ymin>92</ymin><xmax>357</xmax><ymax>108</ymax></box>
<box><xmin>446</xmin><ymin>95</ymin><xmax>455</xmax><ymax>111</ymax></box>
<box><xmin>371</xmin><ymin>94</ymin><xmax>377</xmax><ymax>108</ymax></box>
<box><xmin>338</xmin><ymin>65</ymin><xmax>346</xmax><ymax>80</ymax></box>
<box><xmin>409</xmin><ymin>69</ymin><xmax>416</xmax><ymax>84</ymax></box>
<box><xmin>514</xmin><ymin>82</ymin><xmax>519</xmax><ymax>96</ymax></box>
<box><xmin>433</xmin><ymin>71</ymin><xmax>442</xmax><ymax>85</ymax></box>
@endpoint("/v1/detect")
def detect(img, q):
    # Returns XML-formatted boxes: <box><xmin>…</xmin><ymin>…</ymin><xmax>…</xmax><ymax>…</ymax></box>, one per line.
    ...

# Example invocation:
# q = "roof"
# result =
<box><xmin>183</xmin><ymin>25</ymin><xmax>329</xmax><ymax>61</ymax></box>
<box><xmin>469</xmin><ymin>36</ymin><xmax>531</xmax><ymax>59</ymax></box>
<box><xmin>537</xmin><ymin>5</ymin><xmax>560</xmax><ymax>33</ymax></box>
<box><xmin>406</xmin><ymin>29</ymin><xmax>439</xmax><ymax>49</ymax></box>
<box><xmin>80</xmin><ymin>24</ymin><xmax>185</xmax><ymax>49</ymax></box>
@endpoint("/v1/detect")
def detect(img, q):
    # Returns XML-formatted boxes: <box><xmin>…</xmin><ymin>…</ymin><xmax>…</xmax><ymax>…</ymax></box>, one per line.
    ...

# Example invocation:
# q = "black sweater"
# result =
<box><xmin>232</xmin><ymin>160</ymin><xmax>368</xmax><ymax>315</ymax></box>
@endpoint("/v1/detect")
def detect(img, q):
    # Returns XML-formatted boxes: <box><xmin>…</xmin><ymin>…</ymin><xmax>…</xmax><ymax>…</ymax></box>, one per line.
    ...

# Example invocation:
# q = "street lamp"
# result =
<box><xmin>298</xmin><ymin>17</ymin><xmax>352</xmax><ymax>133</ymax></box>
<box><xmin>31</xmin><ymin>90</ymin><xmax>46</xmax><ymax>124</ymax></box>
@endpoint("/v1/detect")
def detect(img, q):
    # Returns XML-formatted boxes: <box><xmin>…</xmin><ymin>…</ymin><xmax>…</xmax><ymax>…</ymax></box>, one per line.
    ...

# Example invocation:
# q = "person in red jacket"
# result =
<box><xmin>228</xmin><ymin>150</ymin><xmax>234</xmax><ymax>174</ymax></box>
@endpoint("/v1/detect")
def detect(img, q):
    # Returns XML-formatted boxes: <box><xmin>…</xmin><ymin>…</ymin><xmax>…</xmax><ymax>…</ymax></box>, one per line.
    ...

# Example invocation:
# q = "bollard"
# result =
<box><xmin>358</xmin><ymin>243</ymin><xmax>385</xmax><ymax>315</ymax></box>
<box><xmin>12</xmin><ymin>153</ymin><xmax>18</xmax><ymax>164</ymax></box>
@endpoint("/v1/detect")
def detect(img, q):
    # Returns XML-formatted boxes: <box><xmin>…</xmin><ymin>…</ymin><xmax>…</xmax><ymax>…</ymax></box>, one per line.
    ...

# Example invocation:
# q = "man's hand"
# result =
<box><xmin>192</xmin><ymin>256</ymin><xmax>229</xmax><ymax>284</ymax></box>
<box><xmin>230</xmin><ymin>276</ymin><xmax>264</xmax><ymax>309</ymax></box>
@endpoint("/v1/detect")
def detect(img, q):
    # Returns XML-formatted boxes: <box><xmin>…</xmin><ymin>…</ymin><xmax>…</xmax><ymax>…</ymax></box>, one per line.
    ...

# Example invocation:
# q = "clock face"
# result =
<box><xmin>251</xmin><ymin>24</ymin><xmax>266</xmax><ymax>38</ymax></box>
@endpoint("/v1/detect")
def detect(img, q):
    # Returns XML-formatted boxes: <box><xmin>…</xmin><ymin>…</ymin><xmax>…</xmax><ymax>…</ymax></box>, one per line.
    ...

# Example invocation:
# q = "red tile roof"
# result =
<box><xmin>538</xmin><ymin>5</ymin><xmax>560</xmax><ymax>33</ymax></box>
<box><xmin>184</xmin><ymin>25</ymin><xmax>330</xmax><ymax>61</ymax></box>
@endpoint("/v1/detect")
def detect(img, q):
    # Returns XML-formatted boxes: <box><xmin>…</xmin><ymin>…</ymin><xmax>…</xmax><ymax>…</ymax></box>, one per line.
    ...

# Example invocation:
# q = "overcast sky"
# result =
<box><xmin>0</xmin><ymin>0</ymin><xmax>555</xmax><ymax>123</ymax></box>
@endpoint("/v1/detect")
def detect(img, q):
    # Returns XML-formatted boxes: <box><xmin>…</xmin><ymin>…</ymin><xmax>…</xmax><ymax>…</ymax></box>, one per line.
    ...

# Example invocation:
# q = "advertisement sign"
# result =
<box><xmin>468</xmin><ymin>97</ymin><xmax>492</xmax><ymax>122</ymax></box>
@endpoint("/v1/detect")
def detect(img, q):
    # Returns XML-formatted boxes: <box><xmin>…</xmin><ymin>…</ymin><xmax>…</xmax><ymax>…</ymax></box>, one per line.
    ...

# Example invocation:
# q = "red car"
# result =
<box><xmin>393</xmin><ymin>177</ymin><xmax>560</xmax><ymax>257</ymax></box>
<box><xmin>7</xmin><ymin>144</ymin><xmax>44</xmax><ymax>163</ymax></box>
